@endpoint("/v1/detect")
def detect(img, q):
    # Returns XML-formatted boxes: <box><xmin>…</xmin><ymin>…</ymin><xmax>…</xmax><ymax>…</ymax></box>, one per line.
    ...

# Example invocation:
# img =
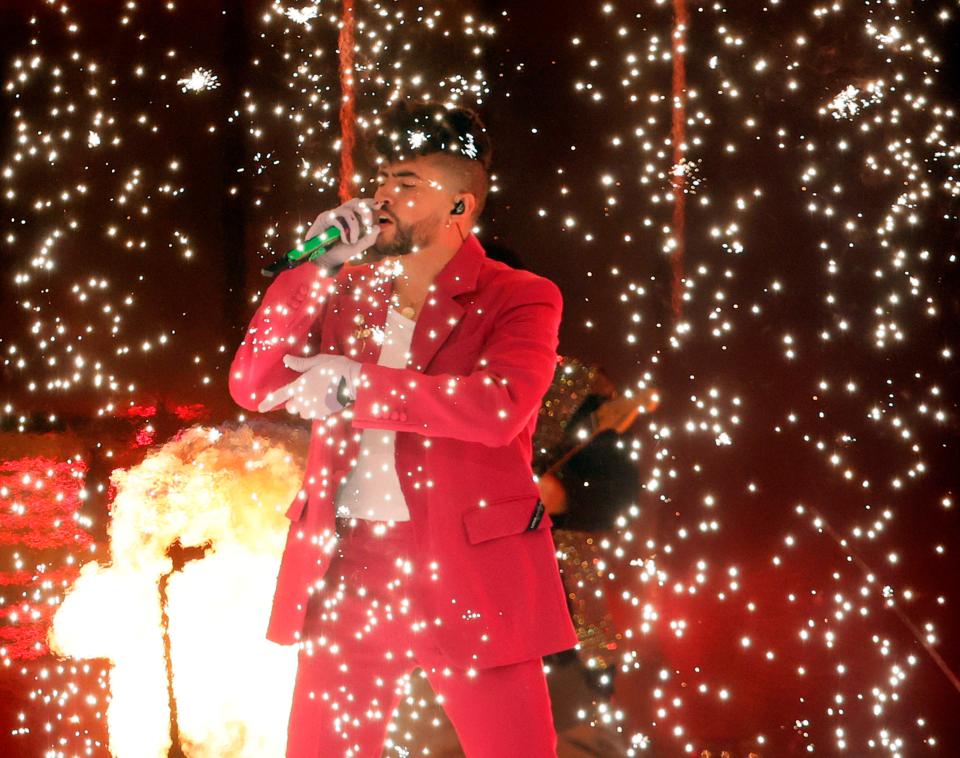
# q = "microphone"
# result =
<box><xmin>261</xmin><ymin>225</ymin><xmax>343</xmax><ymax>278</ymax></box>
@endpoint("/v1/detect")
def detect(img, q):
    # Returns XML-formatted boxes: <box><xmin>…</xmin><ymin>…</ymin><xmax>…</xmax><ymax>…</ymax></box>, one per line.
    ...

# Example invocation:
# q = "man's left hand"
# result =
<box><xmin>256</xmin><ymin>354</ymin><xmax>362</xmax><ymax>418</ymax></box>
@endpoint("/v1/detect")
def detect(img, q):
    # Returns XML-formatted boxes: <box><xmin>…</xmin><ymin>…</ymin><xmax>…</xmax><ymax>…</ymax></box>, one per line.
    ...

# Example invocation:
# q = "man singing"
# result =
<box><xmin>228</xmin><ymin>101</ymin><xmax>577</xmax><ymax>757</ymax></box>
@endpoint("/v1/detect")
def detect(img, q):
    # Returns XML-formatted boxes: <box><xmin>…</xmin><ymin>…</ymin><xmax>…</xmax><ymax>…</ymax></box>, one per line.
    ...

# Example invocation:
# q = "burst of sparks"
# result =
<box><xmin>284</xmin><ymin>4</ymin><xmax>321</xmax><ymax>26</ymax></box>
<box><xmin>177</xmin><ymin>67</ymin><xmax>221</xmax><ymax>93</ymax></box>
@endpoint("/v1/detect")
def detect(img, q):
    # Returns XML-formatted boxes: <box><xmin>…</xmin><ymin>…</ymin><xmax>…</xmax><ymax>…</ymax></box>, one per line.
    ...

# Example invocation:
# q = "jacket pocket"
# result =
<box><xmin>462</xmin><ymin>494</ymin><xmax>552</xmax><ymax>545</ymax></box>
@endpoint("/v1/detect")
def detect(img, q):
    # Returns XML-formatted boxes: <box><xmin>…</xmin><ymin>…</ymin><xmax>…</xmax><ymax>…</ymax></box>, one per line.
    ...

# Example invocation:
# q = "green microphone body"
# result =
<box><xmin>261</xmin><ymin>225</ymin><xmax>342</xmax><ymax>278</ymax></box>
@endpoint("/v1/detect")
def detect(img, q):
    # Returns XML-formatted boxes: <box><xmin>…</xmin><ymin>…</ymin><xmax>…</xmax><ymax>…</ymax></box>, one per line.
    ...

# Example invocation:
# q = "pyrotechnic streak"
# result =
<box><xmin>806</xmin><ymin>505</ymin><xmax>960</xmax><ymax>697</ymax></box>
<box><xmin>670</xmin><ymin>0</ymin><xmax>689</xmax><ymax>320</ymax></box>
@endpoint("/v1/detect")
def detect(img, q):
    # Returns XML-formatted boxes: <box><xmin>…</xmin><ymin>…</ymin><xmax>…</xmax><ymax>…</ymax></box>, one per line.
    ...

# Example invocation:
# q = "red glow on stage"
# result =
<box><xmin>171</xmin><ymin>403</ymin><xmax>207</xmax><ymax>422</ymax></box>
<box><xmin>124</xmin><ymin>405</ymin><xmax>157</xmax><ymax>419</ymax></box>
<box><xmin>0</xmin><ymin>456</ymin><xmax>90</xmax><ymax>661</ymax></box>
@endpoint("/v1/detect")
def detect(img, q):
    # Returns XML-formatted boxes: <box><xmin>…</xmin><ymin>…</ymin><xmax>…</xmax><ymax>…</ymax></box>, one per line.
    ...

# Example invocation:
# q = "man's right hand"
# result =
<box><xmin>305</xmin><ymin>197</ymin><xmax>380</xmax><ymax>268</ymax></box>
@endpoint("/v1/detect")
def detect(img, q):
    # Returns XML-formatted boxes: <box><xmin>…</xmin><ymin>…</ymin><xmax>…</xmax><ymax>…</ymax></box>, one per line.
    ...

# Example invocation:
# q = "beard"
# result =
<box><xmin>372</xmin><ymin>214</ymin><xmax>442</xmax><ymax>257</ymax></box>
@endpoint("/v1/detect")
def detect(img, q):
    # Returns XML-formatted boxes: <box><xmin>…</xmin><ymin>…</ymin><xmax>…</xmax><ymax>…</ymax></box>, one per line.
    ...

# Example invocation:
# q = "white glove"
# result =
<box><xmin>305</xmin><ymin>197</ymin><xmax>380</xmax><ymax>268</ymax></box>
<box><xmin>256</xmin><ymin>353</ymin><xmax>363</xmax><ymax>419</ymax></box>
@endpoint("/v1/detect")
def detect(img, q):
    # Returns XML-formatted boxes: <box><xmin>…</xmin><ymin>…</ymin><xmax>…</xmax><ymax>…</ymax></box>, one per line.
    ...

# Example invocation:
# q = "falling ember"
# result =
<box><xmin>49</xmin><ymin>423</ymin><xmax>307</xmax><ymax>757</ymax></box>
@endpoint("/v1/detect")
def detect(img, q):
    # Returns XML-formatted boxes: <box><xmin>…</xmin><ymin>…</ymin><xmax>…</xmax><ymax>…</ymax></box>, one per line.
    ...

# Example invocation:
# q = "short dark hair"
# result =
<box><xmin>368</xmin><ymin>101</ymin><xmax>493</xmax><ymax>218</ymax></box>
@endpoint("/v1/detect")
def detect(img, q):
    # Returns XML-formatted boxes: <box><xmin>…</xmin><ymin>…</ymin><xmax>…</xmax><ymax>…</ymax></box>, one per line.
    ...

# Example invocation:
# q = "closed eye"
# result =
<box><xmin>376</xmin><ymin>171</ymin><xmax>423</xmax><ymax>190</ymax></box>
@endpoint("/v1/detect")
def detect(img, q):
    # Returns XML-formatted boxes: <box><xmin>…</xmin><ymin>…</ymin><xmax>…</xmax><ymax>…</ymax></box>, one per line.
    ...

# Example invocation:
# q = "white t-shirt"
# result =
<box><xmin>334</xmin><ymin>308</ymin><xmax>415</xmax><ymax>521</ymax></box>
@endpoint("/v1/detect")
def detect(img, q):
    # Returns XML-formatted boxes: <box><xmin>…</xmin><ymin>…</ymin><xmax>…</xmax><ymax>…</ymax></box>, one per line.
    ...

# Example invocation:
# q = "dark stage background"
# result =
<box><xmin>1</xmin><ymin>1</ymin><xmax>959</xmax><ymax>755</ymax></box>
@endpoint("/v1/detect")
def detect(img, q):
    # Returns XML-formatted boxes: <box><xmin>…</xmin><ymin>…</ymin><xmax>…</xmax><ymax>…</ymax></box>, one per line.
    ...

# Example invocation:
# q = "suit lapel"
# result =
<box><xmin>408</xmin><ymin>296</ymin><xmax>464</xmax><ymax>373</ymax></box>
<box><xmin>408</xmin><ymin>235</ymin><xmax>485</xmax><ymax>372</ymax></box>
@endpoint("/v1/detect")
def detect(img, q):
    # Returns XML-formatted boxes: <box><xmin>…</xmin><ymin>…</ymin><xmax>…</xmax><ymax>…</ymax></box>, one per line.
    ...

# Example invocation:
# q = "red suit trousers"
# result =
<box><xmin>285</xmin><ymin>519</ymin><xmax>559</xmax><ymax>758</ymax></box>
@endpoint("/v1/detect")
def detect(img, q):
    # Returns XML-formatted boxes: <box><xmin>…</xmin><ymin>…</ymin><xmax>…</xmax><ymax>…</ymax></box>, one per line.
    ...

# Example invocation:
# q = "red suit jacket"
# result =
<box><xmin>228</xmin><ymin>234</ymin><xmax>578</xmax><ymax>669</ymax></box>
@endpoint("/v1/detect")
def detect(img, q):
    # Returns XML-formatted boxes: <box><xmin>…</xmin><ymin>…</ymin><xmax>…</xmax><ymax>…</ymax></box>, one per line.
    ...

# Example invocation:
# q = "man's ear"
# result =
<box><xmin>454</xmin><ymin>193</ymin><xmax>479</xmax><ymax>221</ymax></box>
